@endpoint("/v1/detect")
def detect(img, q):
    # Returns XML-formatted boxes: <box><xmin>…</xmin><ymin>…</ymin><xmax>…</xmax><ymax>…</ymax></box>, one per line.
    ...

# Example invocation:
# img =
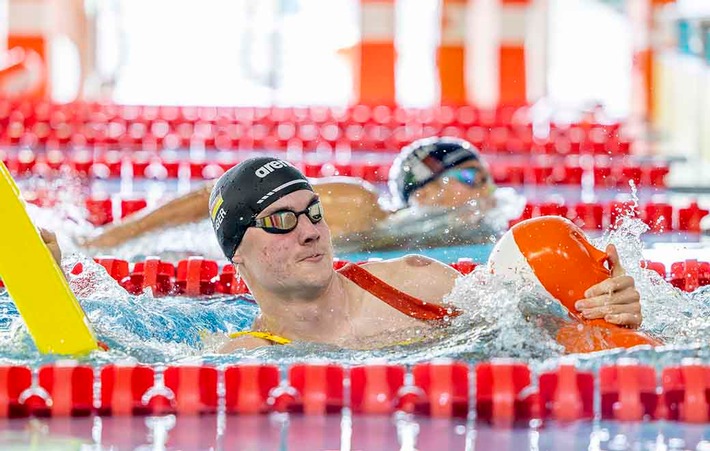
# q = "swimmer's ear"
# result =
<box><xmin>231</xmin><ymin>249</ymin><xmax>244</xmax><ymax>265</ymax></box>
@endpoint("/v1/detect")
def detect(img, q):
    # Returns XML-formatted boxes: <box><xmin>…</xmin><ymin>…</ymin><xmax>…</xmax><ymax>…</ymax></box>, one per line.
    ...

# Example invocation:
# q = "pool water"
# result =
<box><xmin>1</xmin><ymin>178</ymin><xmax>709</xmax><ymax>449</ymax></box>
<box><xmin>1</xmin><ymin>205</ymin><xmax>709</xmax><ymax>374</ymax></box>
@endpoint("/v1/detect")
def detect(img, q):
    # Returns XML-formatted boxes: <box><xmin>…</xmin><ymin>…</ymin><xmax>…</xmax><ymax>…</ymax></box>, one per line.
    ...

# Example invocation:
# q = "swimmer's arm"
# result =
<box><xmin>574</xmin><ymin>244</ymin><xmax>643</xmax><ymax>328</ymax></box>
<box><xmin>81</xmin><ymin>181</ymin><xmax>216</xmax><ymax>248</ymax></box>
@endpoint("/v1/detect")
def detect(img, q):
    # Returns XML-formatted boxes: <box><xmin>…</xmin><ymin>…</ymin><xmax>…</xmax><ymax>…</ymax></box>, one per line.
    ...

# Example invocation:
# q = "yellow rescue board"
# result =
<box><xmin>0</xmin><ymin>161</ymin><xmax>99</xmax><ymax>355</ymax></box>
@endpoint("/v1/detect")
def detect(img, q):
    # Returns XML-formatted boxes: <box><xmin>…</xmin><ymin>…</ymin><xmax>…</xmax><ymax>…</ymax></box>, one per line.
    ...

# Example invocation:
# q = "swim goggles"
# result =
<box><xmin>252</xmin><ymin>199</ymin><xmax>323</xmax><ymax>234</ymax></box>
<box><xmin>441</xmin><ymin>166</ymin><xmax>489</xmax><ymax>188</ymax></box>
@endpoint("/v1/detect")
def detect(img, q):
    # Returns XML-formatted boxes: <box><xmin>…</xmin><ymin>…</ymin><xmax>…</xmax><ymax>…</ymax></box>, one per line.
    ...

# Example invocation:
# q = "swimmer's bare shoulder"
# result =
<box><xmin>360</xmin><ymin>254</ymin><xmax>461</xmax><ymax>304</ymax></box>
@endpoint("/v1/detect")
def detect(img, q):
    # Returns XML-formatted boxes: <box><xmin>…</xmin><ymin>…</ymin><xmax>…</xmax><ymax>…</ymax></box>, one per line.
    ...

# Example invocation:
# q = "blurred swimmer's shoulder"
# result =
<box><xmin>310</xmin><ymin>176</ymin><xmax>384</xmax><ymax>209</ymax></box>
<box><xmin>310</xmin><ymin>176</ymin><xmax>389</xmax><ymax>238</ymax></box>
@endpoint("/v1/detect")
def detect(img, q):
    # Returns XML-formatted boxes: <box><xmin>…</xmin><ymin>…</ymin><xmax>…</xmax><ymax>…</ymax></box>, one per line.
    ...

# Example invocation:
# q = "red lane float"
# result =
<box><xmin>30</xmin><ymin>363</ymin><xmax>94</xmax><ymax>417</ymax></box>
<box><xmin>224</xmin><ymin>364</ymin><xmax>280</xmax><ymax>414</ymax></box>
<box><xmin>0</xmin><ymin>366</ymin><xmax>32</xmax><ymax>417</ymax></box>
<box><xmin>0</xmin><ymin>361</ymin><xmax>706</xmax><ymax>423</ymax></box>
<box><xmin>175</xmin><ymin>257</ymin><xmax>219</xmax><ymax>296</ymax></box>
<box><xmin>538</xmin><ymin>364</ymin><xmax>594</xmax><ymax>422</ymax></box>
<box><xmin>99</xmin><ymin>364</ymin><xmax>155</xmax><ymax>416</ymax></box>
<box><xmin>350</xmin><ymin>364</ymin><xmax>405</xmax><ymax>415</ymax></box>
<box><xmin>661</xmin><ymin>361</ymin><xmax>710</xmax><ymax>423</ymax></box>
<box><xmin>670</xmin><ymin>260</ymin><xmax>710</xmax><ymax>292</ymax></box>
<box><xmin>162</xmin><ymin>365</ymin><xmax>219</xmax><ymax>415</ymax></box>
<box><xmin>475</xmin><ymin>361</ymin><xmax>536</xmax><ymax>426</ymax></box>
<box><xmin>411</xmin><ymin>360</ymin><xmax>469</xmax><ymax>418</ymax></box>
<box><xmin>284</xmin><ymin>364</ymin><xmax>345</xmax><ymax>415</ymax></box>
<box><xmin>600</xmin><ymin>361</ymin><xmax>658</xmax><ymax>421</ymax></box>
<box><xmin>7</xmin><ymin>149</ymin><xmax>669</xmax><ymax>188</ymax></box>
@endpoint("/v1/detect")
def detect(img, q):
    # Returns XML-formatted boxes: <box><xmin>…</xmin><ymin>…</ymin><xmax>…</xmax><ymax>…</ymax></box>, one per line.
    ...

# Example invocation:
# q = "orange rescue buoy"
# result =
<box><xmin>488</xmin><ymin>216</ymin><xmax>662</xmax><ymax>353</ymax></box>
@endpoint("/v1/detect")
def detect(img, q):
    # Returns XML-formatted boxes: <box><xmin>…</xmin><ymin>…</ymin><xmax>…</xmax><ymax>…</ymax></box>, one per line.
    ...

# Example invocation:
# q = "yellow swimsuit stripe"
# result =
<box><xmin>228</xmin><ymin>331</ymin><xmax>424</xmax><ymax>347</ymax></box>
<box><xmin>229</xmin><ymin>331</ymin><xmax>292</xmax><ymax>345</ymax></box>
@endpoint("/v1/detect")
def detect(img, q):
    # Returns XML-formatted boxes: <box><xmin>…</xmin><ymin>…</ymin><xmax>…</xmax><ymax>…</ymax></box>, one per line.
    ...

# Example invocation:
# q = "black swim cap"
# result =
<box><xmin>388</xmin><ymin>136</ymin><xmax>482</xmax><ymax>207</ymax></box>
<box><xmin>209</xmin><ymin>157</ymin><xmax>313</xmax><ymax>259</ymax></box>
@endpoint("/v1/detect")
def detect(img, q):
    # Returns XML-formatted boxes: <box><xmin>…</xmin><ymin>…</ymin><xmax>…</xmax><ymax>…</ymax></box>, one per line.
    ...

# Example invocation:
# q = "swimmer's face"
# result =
<box><xmin>410</xmin><ymin>161</ymin><xmax>494</xmax><ymax>209</ymax></box>
<box><xmin>233</xmin><ymin>190</ymin><xmax>335</xmax><ymax>297</ymax></box>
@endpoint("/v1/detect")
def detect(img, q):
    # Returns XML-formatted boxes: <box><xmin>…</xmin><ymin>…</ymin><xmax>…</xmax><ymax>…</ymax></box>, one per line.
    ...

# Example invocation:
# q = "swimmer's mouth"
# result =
<box><xmin>299</xmin><ymin>253</ymin><xmax>324</xmax><ymax>262</ymax></box>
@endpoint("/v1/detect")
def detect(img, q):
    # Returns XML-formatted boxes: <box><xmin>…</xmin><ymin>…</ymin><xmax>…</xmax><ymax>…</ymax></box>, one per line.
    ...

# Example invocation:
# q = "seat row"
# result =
<box><xmin>0</xmin><ymin>360</ymin><xmax>707</xmax><ymax>424</ymax></box>
<box><xmin>0</xmin><ymin>101</ymin><xmax>619</xmax><ymax>131</ymax></box>
<box><xmin>0</xmin><ymin>124</ymin><xmax>630</xmax><ymax>156</ymax></box>
<box><xmin>4</xmin><ymin>149</ymin><xmax>666</xmax><ymax>185</ymax></box>
<box><xmin>0</xmin><ymin>99</ymin><xmax>630</xmax><ymax>156</ymax></box>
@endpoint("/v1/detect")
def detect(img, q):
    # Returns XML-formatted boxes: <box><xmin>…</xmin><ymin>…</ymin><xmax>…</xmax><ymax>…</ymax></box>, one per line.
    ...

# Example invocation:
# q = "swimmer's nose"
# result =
<box><xmin>295</xmin><ymin>213</ymin><xmax>321</xmax><ymax>245</ymax></box>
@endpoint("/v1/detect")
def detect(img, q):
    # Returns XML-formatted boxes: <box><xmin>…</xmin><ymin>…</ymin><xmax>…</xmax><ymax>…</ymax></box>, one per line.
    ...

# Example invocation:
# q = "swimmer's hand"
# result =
<box><xmin>40</xmin><ymin>228</ymin><xmax>62</xmax><ymax>266</ymax></box>
<box><xmin>218</xmin><ymin>335</ymin><xmax>273</xmax><ymax>353</ymax></box>
<box><xmin>574</xmin><ymin>244</ymin><xmax>642</xmax><ymax>328</ymax></box>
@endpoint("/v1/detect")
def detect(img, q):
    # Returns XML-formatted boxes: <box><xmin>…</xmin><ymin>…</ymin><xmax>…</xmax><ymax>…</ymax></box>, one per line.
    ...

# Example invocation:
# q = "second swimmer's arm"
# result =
<box><xmin>82</xmin><ymin>181</ymin><xmax>216</xmax><ymax>248</ymax></box>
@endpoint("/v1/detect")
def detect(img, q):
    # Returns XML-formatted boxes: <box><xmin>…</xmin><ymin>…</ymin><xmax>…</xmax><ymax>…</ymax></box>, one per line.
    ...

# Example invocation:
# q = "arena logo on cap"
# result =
<box><xmin>255</xmin><ymin>160</ymin><xmax>290</xmax><ymax>178</ymax></box>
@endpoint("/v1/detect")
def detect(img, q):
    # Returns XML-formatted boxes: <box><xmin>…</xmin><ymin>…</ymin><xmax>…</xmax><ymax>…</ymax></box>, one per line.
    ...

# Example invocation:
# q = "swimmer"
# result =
<box><xmin>209</xmin><ymin>157</ymin><xmax>642</xmax><ymax>351</ymax></box>
<box><xmin>80</xmin><ymin>137</ymin><xmax>498</xmax><ymax>253</ymax></box>
<box><xmin>334</xmin><ymin>136</ymin><xmax>501</xmax><ymax>252</ymax></box>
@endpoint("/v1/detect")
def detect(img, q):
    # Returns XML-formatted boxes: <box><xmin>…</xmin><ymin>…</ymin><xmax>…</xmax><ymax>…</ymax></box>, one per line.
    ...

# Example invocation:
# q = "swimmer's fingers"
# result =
<box><xmin>583</xmin><ymin>275</ymin><xmax>635</xmax><ymax>298</ymax></box>
<box><xmin>605</xmin><ymin>311</ymin><xmax>642</xmax><ymax>328</ymax></box>
<box><xmin>39</xmin><ymin>227</ymin><xmax>62</xmax><ymax>265</ymax></box>
<box><xmin>578</xmin><ymin>296</ymin><xmax>640</xmax><ymax>320</ymax></box>
<box><xmin>575</xmin><ymin>261</ymin><xmax>643</xmax><ymax>328</ymax></box>
<box><xmin>606</xmin><ymin>244</ymin><xmax>626</xmax><ymax>277</ymax></box>
<box><xmin>39</xmin><ymin>227</ymin><xmax>57</xmax><ymax>244</ymax></box>
<box><xmin>577</xmin><ymin>281</ymin><xmax>639</xmax><ymax>310</ymax></box>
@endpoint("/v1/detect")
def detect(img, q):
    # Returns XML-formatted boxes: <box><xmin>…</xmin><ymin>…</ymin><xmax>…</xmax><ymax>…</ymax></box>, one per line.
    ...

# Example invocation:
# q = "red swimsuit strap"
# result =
<box><xmin>338</xmin><ymin>263</ymin><xmax>463</xmax><ymax>322</ymax></box>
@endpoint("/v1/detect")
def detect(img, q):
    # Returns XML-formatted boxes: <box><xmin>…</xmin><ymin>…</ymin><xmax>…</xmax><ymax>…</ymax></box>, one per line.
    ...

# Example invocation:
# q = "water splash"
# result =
<box><xmin>0</xmin><ymin>254</ymin><xmax>259</xmax><ymax>366</ymax></box>
<box><xmin>334</xmin><ymin>187</ymin><xmax>523</xmax><ymax>254</ymax></box>
<box><xmin>591</xmin><ymin>196</ymin><xmax>710</xmax><ymax>346</ymax></box>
